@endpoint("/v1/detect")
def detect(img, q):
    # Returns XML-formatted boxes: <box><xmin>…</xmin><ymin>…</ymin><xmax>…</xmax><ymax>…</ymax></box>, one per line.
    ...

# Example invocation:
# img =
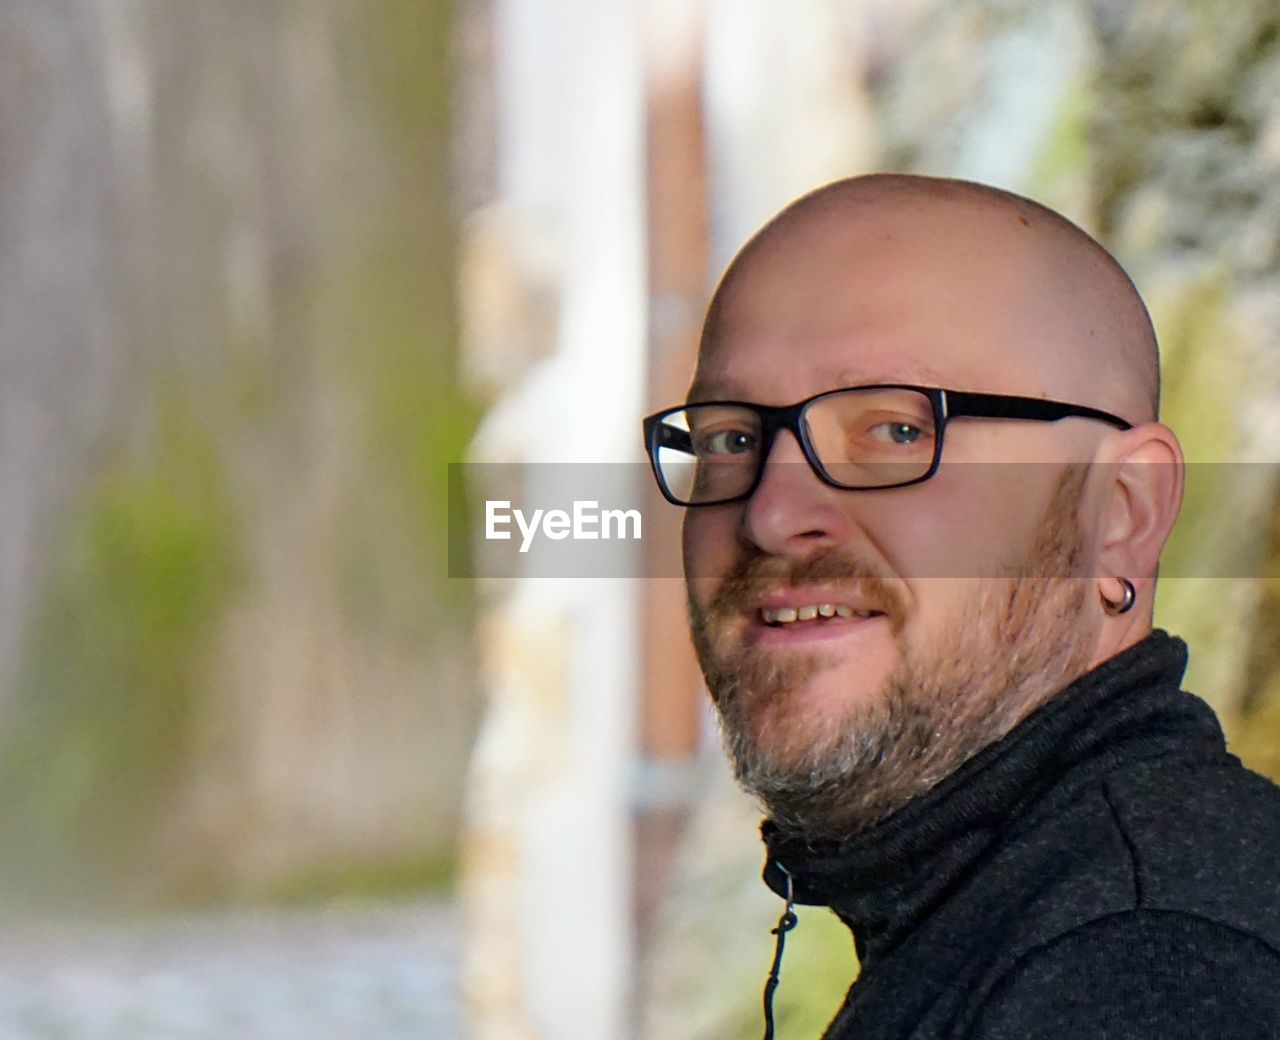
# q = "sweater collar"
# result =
<box><xmin>761</xmin><ymin>630</ymin><xmax>1225</xmax><ymax>966</ymax></box>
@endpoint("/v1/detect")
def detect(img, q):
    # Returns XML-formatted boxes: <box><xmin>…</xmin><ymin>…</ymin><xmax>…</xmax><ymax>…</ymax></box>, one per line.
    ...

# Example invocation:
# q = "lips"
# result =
<box><xmin>749</xmin><ymin>585</ymin><xmax>890</xmax><ymax>634</ymax></box>
<box><xmin>741</xmin><ymin>594</ymin><xmax>888</xmax><ymax>650</ymax></box>
<box><xmin>759</xmin><ymin>602</ymin><xmax>884</xmax><ymax>625</ymax></box>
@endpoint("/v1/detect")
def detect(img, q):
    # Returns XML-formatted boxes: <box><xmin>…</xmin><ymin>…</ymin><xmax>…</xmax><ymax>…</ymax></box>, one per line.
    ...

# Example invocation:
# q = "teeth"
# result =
<box><xmin>760</xmin><ymin>603</ymin><xmax>879</xmax><ymax>625</ymax></box>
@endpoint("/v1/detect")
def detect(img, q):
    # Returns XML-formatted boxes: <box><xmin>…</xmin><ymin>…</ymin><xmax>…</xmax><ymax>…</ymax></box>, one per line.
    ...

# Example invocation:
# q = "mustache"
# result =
<box><xmin>696</xmin><ymin>548</ymin><xmax>907</xmax><ymax>629</ymax></box>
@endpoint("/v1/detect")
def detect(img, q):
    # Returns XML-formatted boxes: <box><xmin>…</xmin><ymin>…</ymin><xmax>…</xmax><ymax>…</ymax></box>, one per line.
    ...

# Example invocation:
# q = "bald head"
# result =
<box><xmin>699</xmin><ymin>174</ymin><xmax>1159</xmax><ymax>424</ymax></box>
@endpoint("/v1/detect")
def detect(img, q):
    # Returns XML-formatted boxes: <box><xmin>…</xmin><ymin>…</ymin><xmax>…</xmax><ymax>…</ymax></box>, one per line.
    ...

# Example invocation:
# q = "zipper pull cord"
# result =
<box><xmin>762</xmin><ymin>864</ymin><xmax>798</xmax><ymax>1040</ymax></box>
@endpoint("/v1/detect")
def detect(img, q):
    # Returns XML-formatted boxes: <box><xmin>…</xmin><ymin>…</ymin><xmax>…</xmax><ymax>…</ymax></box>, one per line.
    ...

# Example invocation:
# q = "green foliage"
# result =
<box><xmin>254</xmin><ymin>849</ymin><xmax>457</xmax><ymax>908</ymax></box>
<box><xmin>1152</xmin><ymin>273</ymin><xmax>1242</xmax><ymax>577</ymax></box>
<box><xmin>330</xmin><ymin>0</ymin><xmax>479</xmax><ymax>613</ymax></box>
<box><xmin>0</xmin><ymin>384</ymin><xmax>242</xmax><ymax>904</ymax></box>
<box><xmin>364</xmin><ymin>0</ymin><xmax>455</xmax><ymax>145</ymax></box>
<box><xmin>1143</xmin><ymin>272</ymin><xmax>1270</xmax><ymax>716</ymax></box>
<box><xmin>724</xmin><ymin>906</ymin><xmax>859</xmax><ymax>1040</ymax></box>
<box><xmin>1229</xmin><ymin>479</ymin><xmax>1280</xmax><ymax>781</ymax></box>
<box><xmin>330</xmin><ymin>244</ymin><xmax>482</xmax><ymax>615</ymax></box>
<box><xmin>167</xmin><ymin>845</ymin><xmax>458</xmax><ymax>911</ymax></box>
<box><xmin>1027</xmin><ymin>80</ymin><xmax>1092</xmax><ymax>206</ymax></box>
<box><xmin>765</xmin><ymin>906</ymin><xmax>860</xmax><ymax>1039</ymax></box>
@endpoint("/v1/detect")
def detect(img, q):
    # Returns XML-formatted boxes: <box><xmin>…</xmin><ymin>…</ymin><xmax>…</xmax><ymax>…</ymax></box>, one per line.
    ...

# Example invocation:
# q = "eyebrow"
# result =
<box><xmin>687</xmin><ymin>366</ymin><xmax>950</xmax><ymax>403</ymax></box>
<box><xmin>686</xmin><ymin>376</ymin><xmax>740</xmax><ymax>402</ymax></box>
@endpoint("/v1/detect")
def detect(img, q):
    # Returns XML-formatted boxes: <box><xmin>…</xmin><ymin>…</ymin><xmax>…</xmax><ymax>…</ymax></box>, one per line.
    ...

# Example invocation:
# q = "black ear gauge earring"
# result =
<box><xmin>1101</xmin><ymin>577</ymin><xmax>1137</xmax><ymax>615</ymax></box>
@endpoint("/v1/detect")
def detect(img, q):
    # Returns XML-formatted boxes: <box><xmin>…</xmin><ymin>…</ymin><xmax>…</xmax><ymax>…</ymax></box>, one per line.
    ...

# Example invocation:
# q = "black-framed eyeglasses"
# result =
<box><xmin>642</xmin><ymin>384</ymin><xmax>1132</xmax><ymax>507</ymax></box>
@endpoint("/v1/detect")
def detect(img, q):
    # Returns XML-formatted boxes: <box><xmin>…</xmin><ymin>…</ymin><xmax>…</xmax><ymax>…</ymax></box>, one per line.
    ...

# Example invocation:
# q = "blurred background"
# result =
<box><xmin>3</xmin><ymin>1</ymin><xmax>1279</xmax><ymax>1038</ymax></box>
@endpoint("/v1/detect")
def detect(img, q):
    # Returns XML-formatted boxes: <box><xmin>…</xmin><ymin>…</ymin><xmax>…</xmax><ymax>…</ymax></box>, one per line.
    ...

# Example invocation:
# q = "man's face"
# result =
<box><xmin>682</xmin><ymin>204</ymin><xmax>1109</xmax><ymax>839</ymax></box>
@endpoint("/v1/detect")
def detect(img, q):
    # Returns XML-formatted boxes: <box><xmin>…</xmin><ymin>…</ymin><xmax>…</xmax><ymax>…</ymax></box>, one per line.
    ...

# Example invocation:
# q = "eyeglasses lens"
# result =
<box><xmin>652</xmin><ymin>388</ymin><xmax>937</xmax><ymax>504</ymax></box>
<box><xmin>803</xmin><ymin>388</ymin><xmax>936</xmax><ymax>489</ymax></box>
<box><xmin>654</xmin><ymin>405</ymin><xmax>761</xmax><ymax>504</ymax></box>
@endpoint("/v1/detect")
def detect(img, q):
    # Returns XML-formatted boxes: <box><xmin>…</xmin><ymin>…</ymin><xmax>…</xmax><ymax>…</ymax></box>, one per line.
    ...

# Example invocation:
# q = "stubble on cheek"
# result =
<box><xmin>689</xmin><ymin>611</ymin><xmax>835</xmax><ymax>767</ymax></box>
<box><xmin>685</xmin><ymin>552</ymin><xmax>906</xmax><ymax>773</ymax></box>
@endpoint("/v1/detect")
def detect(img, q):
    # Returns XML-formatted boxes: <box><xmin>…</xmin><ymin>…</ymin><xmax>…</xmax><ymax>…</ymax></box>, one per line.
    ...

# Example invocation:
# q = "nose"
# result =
<box><xmin>741</xmin><ymin>430</ymin><xmax>859</xmax><ymax>556</ymax></box>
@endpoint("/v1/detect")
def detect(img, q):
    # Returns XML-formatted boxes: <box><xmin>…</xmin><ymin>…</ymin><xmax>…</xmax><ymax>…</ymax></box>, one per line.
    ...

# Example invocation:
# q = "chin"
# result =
<box><xmin>742</xmin><ymin>665</ymin><xmax>893</xmax><ymax>768</ymax></box>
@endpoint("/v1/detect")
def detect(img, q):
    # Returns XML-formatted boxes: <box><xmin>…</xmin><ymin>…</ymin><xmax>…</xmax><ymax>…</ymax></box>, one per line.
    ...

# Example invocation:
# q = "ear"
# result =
<box><xmin>1094</xmin><ymin>422</ymin><xmax>1184</xmax><ymax>589</ymax></box>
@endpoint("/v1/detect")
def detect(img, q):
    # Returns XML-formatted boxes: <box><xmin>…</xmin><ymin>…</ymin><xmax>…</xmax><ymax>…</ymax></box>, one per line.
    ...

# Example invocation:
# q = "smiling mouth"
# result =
<box><xmin>759</xmin><ymin>604</ymin><xmax>885</xmax><ymax>626</ymax></box>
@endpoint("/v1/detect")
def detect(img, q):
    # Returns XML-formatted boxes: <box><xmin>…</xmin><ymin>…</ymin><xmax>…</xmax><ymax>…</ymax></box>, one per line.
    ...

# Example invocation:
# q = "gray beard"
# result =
<box><xmin>690</xmin><ymin>465</ymin><xmax>1094</xmax><ymax>842</ymax></box>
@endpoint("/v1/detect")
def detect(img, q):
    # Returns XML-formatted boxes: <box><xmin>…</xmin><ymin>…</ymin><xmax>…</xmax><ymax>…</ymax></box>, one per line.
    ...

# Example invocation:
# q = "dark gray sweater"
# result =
<box><xmin>762</xmin><ymin>631</ymin><xmax>1280</xmax><ymax>1039</ymax></box>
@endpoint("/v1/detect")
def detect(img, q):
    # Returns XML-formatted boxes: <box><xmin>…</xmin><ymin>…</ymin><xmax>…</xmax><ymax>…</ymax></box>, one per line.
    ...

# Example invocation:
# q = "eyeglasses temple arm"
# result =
<box><xmin>944</xmin><ymin>391</ymin><xmax>1132</xmax><ymax>430</ymax></box>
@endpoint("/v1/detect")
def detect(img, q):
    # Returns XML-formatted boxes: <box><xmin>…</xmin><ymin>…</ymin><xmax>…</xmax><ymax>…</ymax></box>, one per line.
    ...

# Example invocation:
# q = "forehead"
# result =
<box><xmin>690</xmin><ymin>205</ymin><xmax>1066</xmax><ymax>406</ymax></box>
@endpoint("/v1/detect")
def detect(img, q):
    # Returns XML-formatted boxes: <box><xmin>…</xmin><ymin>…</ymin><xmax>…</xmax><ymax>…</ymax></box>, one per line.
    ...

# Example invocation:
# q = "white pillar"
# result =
<box><xmin>463</xmin><ymin>1</ymin><xmax>645</xmax><ymax>1038</ymax></box>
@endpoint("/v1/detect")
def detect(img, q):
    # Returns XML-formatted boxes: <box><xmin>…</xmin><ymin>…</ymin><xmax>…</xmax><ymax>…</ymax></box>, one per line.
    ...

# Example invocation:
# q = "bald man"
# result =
<box><xmin>643</xmin><ymin>175</ymin><xmax>1280</xmax><ymax>1039</ymax></box>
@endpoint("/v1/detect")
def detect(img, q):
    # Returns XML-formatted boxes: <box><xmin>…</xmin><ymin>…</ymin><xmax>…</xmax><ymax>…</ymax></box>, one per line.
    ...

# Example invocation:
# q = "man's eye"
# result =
<box><xmin>697</xmin><ymin>429</ymin><xmax>758</xmax><ymax>456</ymax></box>
<box><xmin>869</xmin><ymin>421</ymin><xmax>924</xmax><ymax>445</ymax></box>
